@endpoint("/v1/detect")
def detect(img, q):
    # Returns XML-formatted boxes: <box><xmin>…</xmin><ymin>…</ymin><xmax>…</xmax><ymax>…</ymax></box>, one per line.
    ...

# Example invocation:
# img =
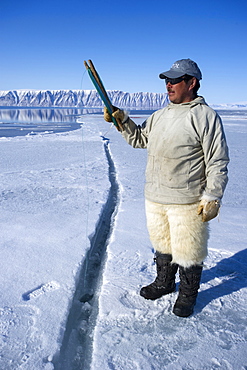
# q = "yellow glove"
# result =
<box><xmin>197</xmin><ymin>199</ymin><xmax>220</xmax><ymax>222</ymax></box>
<box><xmin>103</xmin><ymin>106</ymin><xmax>125</xmax><ymax>123</ymax></box>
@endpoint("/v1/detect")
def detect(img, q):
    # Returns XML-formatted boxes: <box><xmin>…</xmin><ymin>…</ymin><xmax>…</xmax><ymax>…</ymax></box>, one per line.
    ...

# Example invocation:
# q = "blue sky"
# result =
<box><xmin>1</xmin><ymin>0</ymin><xmax>247</xmax><ymax>104</ymax></box>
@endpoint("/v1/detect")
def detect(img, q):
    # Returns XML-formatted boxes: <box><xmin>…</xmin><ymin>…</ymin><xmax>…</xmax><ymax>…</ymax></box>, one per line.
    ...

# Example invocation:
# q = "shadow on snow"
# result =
<box><xmin>197</xmin><ymin>248</ymin><xmax>247</xmax><ymax>312</ymax></box>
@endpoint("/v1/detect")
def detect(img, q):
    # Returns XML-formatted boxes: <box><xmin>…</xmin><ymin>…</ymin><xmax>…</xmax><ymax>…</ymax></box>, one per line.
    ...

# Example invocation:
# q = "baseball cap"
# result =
<box><xmin>159</xmin><ymin>59</ymin><xmax>202</xmax><ymax>80</ymax></box>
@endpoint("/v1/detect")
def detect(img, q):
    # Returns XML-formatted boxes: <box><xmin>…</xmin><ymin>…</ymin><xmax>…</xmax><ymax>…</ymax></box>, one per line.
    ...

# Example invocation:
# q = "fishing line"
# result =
<box><xmin>75</xmin><ymin>109</ymin><xmax>91</xmax><ymax>292</ymax></box>
<box><xmin>99</xmin><ymin>122</ymin><xmax>115</xmax><ymax>139</ymax></box>
<box><xmin>78</xmin><ymin>66</ymin><xmax>93</xmax><ymax>257</ymax></box>
<box><xmin>78</xmin><ymin>61</ymin><xmax>117</xmax><ymax>294</ymax></box>
<box><xmin>78</xmin><ymin>69</ymin><xmax>105</xmax><ymax>294</ymax></box>
<box><xmin>80</xmin><ymin>69</ymin><xmax>87</xmax><ymax>90</ymax></box>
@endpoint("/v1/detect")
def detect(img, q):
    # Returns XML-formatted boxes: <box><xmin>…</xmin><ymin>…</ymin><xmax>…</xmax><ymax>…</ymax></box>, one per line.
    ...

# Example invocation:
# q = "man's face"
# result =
<box><xmin>166</xmin><ymin>78</ymin><xmax>196</xmax><ymax>104</ymax></box>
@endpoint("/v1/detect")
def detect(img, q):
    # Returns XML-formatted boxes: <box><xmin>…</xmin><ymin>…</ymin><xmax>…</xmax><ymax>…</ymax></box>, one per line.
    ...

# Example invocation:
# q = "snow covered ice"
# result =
<box><xmin>0</xmin><ymin>109</ymin><xmax>247</xmax><ymax>369</ymax></box>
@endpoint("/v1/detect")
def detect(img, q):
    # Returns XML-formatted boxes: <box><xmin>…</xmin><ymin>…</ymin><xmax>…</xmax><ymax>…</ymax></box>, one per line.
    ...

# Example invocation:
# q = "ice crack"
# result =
<box><xmin>53</xmin><ymin>136</ymin><xmax>120</xmax><ymax>369</ymax></box>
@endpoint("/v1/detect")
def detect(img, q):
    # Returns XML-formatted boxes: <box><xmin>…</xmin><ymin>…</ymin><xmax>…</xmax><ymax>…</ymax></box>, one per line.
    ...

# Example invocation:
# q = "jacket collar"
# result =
<box><xmin>168</xmin><ymin>96</ymin><xmax>207</xmax><ymax>109</ymax></box>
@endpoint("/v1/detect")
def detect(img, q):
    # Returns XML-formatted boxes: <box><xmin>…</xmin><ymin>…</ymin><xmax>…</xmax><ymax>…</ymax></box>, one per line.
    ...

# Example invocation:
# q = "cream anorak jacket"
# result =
<box><xmin>121</xmin><ymin>96</ymin><xmax>229</xmax><ymax>204</ymax></box>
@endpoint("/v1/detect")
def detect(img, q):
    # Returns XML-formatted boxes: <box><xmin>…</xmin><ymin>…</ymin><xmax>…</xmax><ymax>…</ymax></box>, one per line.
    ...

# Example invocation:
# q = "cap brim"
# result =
<box><xmin>159</xmin><ymin>70</ymin><xmax>185</xmax><ymax>79</ymax></box>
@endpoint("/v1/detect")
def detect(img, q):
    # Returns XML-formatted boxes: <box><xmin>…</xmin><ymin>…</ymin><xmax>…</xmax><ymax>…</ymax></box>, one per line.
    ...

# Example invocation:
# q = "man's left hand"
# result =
<box><xmin>197</xmin><ymin>199</ymin><xmax>220</xmax><ymax>222</ymax></box>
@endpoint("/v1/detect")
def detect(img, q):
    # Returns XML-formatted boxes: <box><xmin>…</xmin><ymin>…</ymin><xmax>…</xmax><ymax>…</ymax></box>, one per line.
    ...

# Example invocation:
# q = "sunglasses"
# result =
<box><xmin>164</xmin><ymin>76</ymin><xmax>191</xmax><ymax>85</ymax></box>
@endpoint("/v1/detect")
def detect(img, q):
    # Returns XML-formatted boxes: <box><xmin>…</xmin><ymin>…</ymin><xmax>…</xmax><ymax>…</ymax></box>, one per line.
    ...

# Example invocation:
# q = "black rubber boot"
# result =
<box><xmin>173</xmin><ymin>264</ymin><xmax>203</xmax><ymax>317</ymax></box>
<box><xmin>140</xmin><ymin>253</ymin><xmax>178</xmax><ymax>300</ymax></box>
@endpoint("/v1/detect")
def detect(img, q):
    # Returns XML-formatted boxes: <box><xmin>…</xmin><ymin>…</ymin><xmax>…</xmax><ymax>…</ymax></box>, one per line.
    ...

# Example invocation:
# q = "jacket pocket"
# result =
<box><xmin>160</xmin><ymin>157</ymin><xmax>189</xmax><ymax>189</ymax></box>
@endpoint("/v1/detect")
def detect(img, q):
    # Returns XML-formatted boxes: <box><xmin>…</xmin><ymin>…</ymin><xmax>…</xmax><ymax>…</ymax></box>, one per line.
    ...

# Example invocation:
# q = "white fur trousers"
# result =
<box><xmin>145</xmin><ymin>199</ymin><xmax>209</xmax><ymax>268</ymax></box>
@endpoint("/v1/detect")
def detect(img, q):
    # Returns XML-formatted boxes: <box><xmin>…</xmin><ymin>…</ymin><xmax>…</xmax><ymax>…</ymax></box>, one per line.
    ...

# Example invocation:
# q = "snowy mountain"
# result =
<box><xmin>211</xmin><ymin>102</ymin><xmax>247</xmax><ymax>109</ymax></box>
<box><xmin>0</xmin><ymin>90</ymin><xmax>169</xmax><ymax>109</ymax></box>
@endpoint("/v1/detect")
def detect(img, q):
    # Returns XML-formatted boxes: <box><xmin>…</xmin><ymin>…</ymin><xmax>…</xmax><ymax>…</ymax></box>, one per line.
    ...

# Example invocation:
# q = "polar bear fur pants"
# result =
<box><xmin>145</xmin><ymin>199</ymin><xmax>209</xmax><ymax>268</ymax></box>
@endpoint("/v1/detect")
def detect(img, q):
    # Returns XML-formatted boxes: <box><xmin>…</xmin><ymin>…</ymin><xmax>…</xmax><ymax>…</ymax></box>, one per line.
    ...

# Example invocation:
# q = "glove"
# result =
<box><xmin>103</xmin><ymin>106</ymin><xmax>125</xmax><ymax>123</ymax></box>
<box><xmin>197</xmin><ymin>199</ymin><xmax>220</xmax><ymax>222</ymax></box>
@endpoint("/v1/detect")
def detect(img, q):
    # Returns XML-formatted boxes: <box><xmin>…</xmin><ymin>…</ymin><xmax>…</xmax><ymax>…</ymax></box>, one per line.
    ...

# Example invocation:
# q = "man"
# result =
<box><xmin>104</xmin><ymin>59</ymin><xmax>229</xmax><ymax>317</ymax></box>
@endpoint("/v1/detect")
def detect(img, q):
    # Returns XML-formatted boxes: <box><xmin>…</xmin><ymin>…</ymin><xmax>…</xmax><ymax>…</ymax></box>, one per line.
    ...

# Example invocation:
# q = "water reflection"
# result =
<box><xmin>1</xmin><ymin>107</ymin><xmax>245</xmax><ymax>138</ymax></box>
<box><xmin>0</xmin><ymin>107</ymin><xmax>103</xmax><ymax>137</ymax></box>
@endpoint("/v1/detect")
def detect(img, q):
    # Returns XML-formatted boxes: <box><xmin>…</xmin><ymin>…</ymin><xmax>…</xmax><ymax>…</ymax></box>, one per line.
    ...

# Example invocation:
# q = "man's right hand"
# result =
<box><xmin>104</xmin><ymin>106</ymin><xmax>125</xmax><ymax>123</ymax></box>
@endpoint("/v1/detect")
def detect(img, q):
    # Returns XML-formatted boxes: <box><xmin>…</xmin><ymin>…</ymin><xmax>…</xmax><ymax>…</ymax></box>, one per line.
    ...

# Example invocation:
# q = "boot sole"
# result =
<box><xmin>172</xmin><ymin>304</ymin><xmax>195</xmax><ymax>317</ymax></box>
<box><xmin>140</xmin><ymin>287</ymin><xmax>176</xmax><ymax>300</ymax></box>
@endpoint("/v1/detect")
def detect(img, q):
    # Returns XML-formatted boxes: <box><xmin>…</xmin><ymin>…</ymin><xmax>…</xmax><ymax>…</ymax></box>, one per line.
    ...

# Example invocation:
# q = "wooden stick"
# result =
<box><xmin>88</xmin><ymin>61</ymin><xmax>107</xmax><ymax>96</ymax></box>
<box><xmin>84</xmin><ymin>60</ymin><xmax>124</xmax><ymax>132</ymax></box>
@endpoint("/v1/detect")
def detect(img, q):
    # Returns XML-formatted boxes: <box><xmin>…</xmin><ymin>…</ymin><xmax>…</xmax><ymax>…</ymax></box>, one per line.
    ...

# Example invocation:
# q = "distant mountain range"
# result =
<box><xmin>210</xmin><ymin>102</ymin><xmax>247</xmax><ymax>109</ymax></box>
<box><xmin>0</xmin><ymin>90</ymin><xmax>168</xmax><ymax>109</ymax></box>
<box><xmin>0</xmin><ymin>89</ymin><xmax>246</xmax><ymax>109</ymax></box>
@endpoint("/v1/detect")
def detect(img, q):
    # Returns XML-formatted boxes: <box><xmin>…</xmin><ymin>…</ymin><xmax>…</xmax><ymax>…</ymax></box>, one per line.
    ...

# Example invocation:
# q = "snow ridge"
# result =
<box><xmin>53</xmin><ymin>137</ymin><xmax>120</xmax><ymax>369</ymax></box>
<box><xmin>0</xmin><ymin>89</ymin><xmax>168</xmax><ymax>109</ymax></box>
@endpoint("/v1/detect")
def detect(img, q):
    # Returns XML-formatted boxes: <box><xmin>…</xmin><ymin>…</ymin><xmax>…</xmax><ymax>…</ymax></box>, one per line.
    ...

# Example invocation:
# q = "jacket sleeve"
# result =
<box><xmin>120</xmin><ymin>114</ymin><xmax>156</xmax><ymax>148</ymax></box>
<box><xmin>200</xmin><ymin>109</ymin><xmax>229</xmax><ymax>200</ymax></box>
